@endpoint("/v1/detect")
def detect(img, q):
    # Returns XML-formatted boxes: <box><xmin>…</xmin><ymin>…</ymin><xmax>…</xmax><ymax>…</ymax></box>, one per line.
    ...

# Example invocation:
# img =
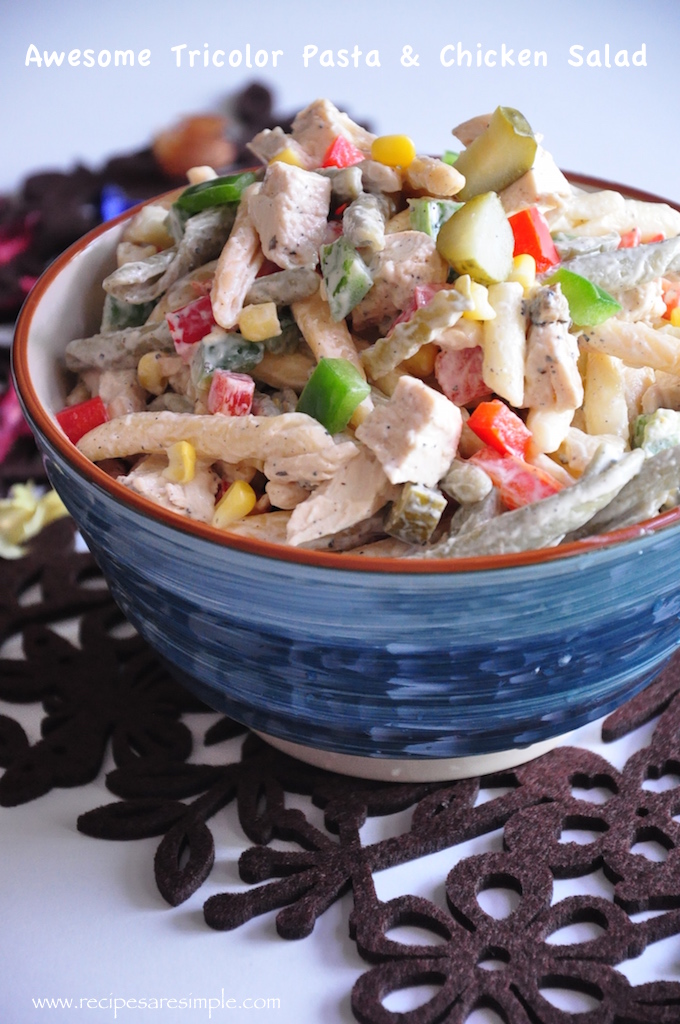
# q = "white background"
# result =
<box><xmin>1</xmin><ymin>0</ymin><xmax>679</xmax><ymax>201</ymax></box>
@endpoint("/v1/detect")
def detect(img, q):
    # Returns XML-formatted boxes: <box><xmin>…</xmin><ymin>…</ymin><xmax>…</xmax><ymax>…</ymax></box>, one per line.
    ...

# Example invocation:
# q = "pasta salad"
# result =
<box><xmin>56</xmin><ymin>99</ymin><xmax>680</xmax><ymax>557</ymax></box>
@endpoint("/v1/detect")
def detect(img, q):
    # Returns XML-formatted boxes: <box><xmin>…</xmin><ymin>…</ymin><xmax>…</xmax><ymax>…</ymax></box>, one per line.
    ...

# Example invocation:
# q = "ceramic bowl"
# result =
<box><xmin>12</xmin><ymin>177</ymin><xmax>680</xmax><ymax>782</ymax></box>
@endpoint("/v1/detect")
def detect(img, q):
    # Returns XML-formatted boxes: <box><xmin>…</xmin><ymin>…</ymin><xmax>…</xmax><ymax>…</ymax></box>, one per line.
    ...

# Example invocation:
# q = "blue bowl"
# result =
<box><xmin>12</xmin><ymin>185</ymin><xmax>680</xmax><ymax>782</ymax></box>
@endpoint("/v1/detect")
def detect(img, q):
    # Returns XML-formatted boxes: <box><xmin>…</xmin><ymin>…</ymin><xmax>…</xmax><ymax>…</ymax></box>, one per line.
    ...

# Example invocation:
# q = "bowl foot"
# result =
<box><xmin>254</xmin><ymin>730</ymin><xmax>576</xmax><ymax>782</ymax></box>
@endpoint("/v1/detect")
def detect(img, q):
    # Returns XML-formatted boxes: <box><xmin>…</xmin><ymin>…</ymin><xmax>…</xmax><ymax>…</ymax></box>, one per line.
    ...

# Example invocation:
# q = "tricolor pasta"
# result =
<box><xmin>54</xmin><ymin>99</ymin><xmax>680</xmax><ymax>557</ymax></box>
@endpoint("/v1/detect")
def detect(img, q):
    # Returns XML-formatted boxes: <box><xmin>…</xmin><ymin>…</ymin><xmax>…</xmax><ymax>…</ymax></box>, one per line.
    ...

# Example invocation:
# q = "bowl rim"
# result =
<box><xmin>12</xmin><ymin>172</ymin><xmax>680</xmax><ymax>575</ymax></box>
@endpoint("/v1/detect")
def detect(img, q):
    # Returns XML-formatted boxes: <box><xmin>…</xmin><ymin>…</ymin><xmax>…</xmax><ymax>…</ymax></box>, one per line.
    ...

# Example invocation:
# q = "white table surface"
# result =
<box><xmin>2</xmin><ymin>674</ymin><xmax>680</xmax><ymax>1023</ymax></box>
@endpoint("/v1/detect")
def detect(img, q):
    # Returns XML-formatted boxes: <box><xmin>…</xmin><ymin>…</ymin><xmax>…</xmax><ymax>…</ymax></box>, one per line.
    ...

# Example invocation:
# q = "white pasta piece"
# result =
<box><xmin>404</xmin><ymin>156</ymin><xmax>465</xmax><ymax>198</ymax></box>
<box><xmin>225</xmin><ymin>509</ymin><xmax>292</xmax><ymax>544</ymax></box>
<box><xmin>641</xmin><ymin>370</ymin><xmax>680</xmax><ymax>414</ymax></box>
<box><xmin>291</xmin><ymin>290</ymin><xmax>366</xmax><ymax>374</ymax></box>
<box><xmin>116</xmin><ymin>241</ymin><xmax>157</xmax><ymax>267</ymax></box>
<box><xmin>210</xmin><ymin>183</ymin><xmax>265</xmax><ymax>329</ymax></box>
<box><xmin>481</xmin><ymin>282</ymin><xmax>526</xmax><ymax>407</ymax></box>
<box><xmin>286</xmin><ymin>448</ymin><xmax>397</xmax><ymax>547</ymax></box>
<box><xmin>582</xmin><ymin>351</ymin><xmax>631</xmax><ymax>442</ymax></box>
<box><xmin>527</xmin><ymin>451</ymin><xmax>575</xmax><ymax>487</ymax></box>
<box><xmin>263</xmin><ymin>441</ymin><xmax>359</xmax><ymax>488</ymax></box>
<box><xmin>526</xmin><ymin>408</ymin><xmax>576</xmax><ymax>455</ymax></box>
<box><xmin>554</xmin><ymin>427</ymin><xmax>626</xmax><ymax>476</ymax></box>
<box><xmin>265</xmin><ymin>479</ymin><xmax>310</xmax><ymax>510</ymax></box>
<box><xmin>349</xmin><ymin>537</ymin><xmax>414</xmax><ymax>557</ymax></box>
<box><xmin>581</xmin><ymin>320</ymin><xmax>680</xmax><ymax>376</ymax></box>
<box><xmin>77</xmin><ymin>411</ymin><xmax>338</xmax><ymax>464</ymax></box>
<box><xmin>186</xmin><ymin>166</ymin><xmax>218</xmax><ymax>184</ymax></box>
<box><xmin>122</xmin><ymin>204</ymin><xmax>175</xmax><ymax>249</ymax></box>
<box><xmin>252</xmin><ymin>348</ymin><xmax>316</xmax><ymax>392</ymax></box>
<box><xmin>547</xmin><ymin>189</ymin><xmax>680</xmax><ymax>239</ymax></box>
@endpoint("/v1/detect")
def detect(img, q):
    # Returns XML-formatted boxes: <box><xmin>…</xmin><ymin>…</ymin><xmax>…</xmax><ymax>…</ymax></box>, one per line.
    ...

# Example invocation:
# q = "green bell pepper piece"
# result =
<box><xmin>296</xmin><ymin>358</ymin><xmax>370</xmax><ymax>435</ymax></box>
<box><xmin>546</xmin><ymin>266</ymin><xmax>621</xmax><ymax>327</ymax></box>
<box><xmin>408</xmin><ymin>198</ymin><xmax>462</xmax><ymax>238</ymax></box>
<box><xmin>173</xmin><ymin>171</ymin><xmax>258</xmax><ymax>216</ymax></box>
<box><xmin>320</xmin><ymin>236</ymin><xmax>373</xmax><ymax>322</ymax></box>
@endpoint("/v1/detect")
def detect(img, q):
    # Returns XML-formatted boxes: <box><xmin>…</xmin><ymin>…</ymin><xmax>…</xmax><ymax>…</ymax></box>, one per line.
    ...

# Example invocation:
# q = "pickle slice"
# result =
<box><xmin>436</xmin><ymin>191</ymin><xmax>514</xmax><ymax>285</ymax></box>
<box><xmin>453</xmin><ymin>106</ymin><xmax>537</xmax><ymax>201</ymax></box>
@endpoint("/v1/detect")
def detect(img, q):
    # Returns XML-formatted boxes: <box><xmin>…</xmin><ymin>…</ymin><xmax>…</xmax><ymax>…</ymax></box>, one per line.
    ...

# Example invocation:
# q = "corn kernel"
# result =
<box><xmin>212</xmin><ymin>480</ymin><xmax>257</xmax><ymax>529</ymax></box>
<box><xmin>402</xmin><ymin>342</ymin><xmax>438</xmax><ymax>378</ymax></box>
<box><xmin>508</xmin><ymin>253</ymin><xmax>536</xmax><ymax>293</ymax></box>
<box><xmin>238</xmin><ymin>302</ymin><xmax>282</xmax><ymax>342</ymax></box>
<box><xmin>370</xmin><ymin>134</ymin><xmax>416</xmax><ymax>168</ymax></box>
<box><xmin>137</xmin><ymin>351</ymin><xmax>168</xmax><ymax>395</ymax></box>
<box><xmin>671</xmin><ymin>307</ymin><xmax>680</xmax><ymax>328</ymax></box>
<box><xmin>269</xmin><ymin>146</ymin><xmax>306</xmax><ymax>168</ymax></box>
<box><xmin>163</xmin><ymin>441</ymin><xmax>197</xmax><ymax>484</ymax></box>
<box><xmin>455</xmin><ymin>275</ymin><xmax>496</xmax><ymax>321</ymax></box>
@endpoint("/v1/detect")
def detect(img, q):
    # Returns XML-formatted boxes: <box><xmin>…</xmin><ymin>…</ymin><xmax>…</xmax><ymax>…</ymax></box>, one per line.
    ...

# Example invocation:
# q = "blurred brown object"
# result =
<box><xmin>153</xmin><ymin>115</ymin><xmax>237</xmax><ymax>178</ymax></box>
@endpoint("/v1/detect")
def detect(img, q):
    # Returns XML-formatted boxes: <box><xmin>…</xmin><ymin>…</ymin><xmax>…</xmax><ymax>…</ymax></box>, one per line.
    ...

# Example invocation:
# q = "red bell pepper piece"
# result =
<box><xmin>434</xmin><ymin>345</ymin><xmax>492</xmax><ymax>406</ymax></box>
<box><xmin>467</xmin><ymin>399</ymin><xmax>532</xmax><ymax>459</ymax></box>
<box><xmin>618</xmin><ymin>227</ymin><xmax>641</xmax><ymax>248</ymax></box>
<box><xmin>165</xmin><ymin>294</ymin><xmax>216</xmax><ymax>361</ymax></box>
<box><xmin>321</xmin><ymin>135</ymin><xmax>365</xmax><ymax>169</ymax></box>
<box><xmin>469</xmin><ymin>446</ymin><xmax>563</xmax><ymax>509</ymax></box>
<box><xmin>207</xmin><ymin>370</ymin><xmax>255</xmax><ymax>416</ymax></box>
<box><xmin>507</xmin><ymin>206</ymin><xmax>560</xmax><ymax>272</ymax></box>
<box><xmin>662</xmin><ymin>279</ymin><xmax>680</xmax><ymax>320</ymax></box>
<box><xmin>56</xmin><ymin>395</ymin><xmax>108</xmax><ymax>444</ymax></box>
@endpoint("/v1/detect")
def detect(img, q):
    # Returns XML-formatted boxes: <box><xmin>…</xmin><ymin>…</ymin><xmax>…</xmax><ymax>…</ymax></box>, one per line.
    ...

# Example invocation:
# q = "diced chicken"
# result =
<box><xmin>404</xmin><ymin>155</ymin><xmax>465</xmax><ymax>198</ymax></box>
<box><xmin>83</xmin><ymin>368</ymin><xmax>147</xmax><ymax>418</ymax></box>
<box><xmin>119</xmin><ymin>454</ymin><xmax>218</xmax><ymax>522</ymax></box>
<box><xmin>500</xmin><ymin>147</ymin><xmax>573</xmax><ymax>216</ymax></box>
<box><xmin>351</xmin><ymin>231</ymin><xmax>449</xmax><ymax>334</ymax></box>
<box><xmin>451</xmin><ymin>114</ymin><xmax>492</xmax><ymax>146</ymax></box>
<box><xmin>290</xmin><ymin>98</ymin><xmax>375</xmax><ymax>165</ymax></box>
<box><xmin>523</xmin><ymin>286</ymin><xmax>584</xmax><ymax>411</ymax></box>
<box><xmin>249</xmin><ymin>162</ymin><xmax>331</xmax><ymax>271</ymax></box>
<box><xmin>286</xmin><ymin>447</ymin><xmax>397</xmax><ymax>547</ymax></box>
<box><xmin>355</xmin><ymin>375</ymin><xmax>462</xmax><ymax>487</ymax></box>
<box><xmin>211</xmin><ymin>183</ymin><xmax>264</xmax><ymax>329</ymax></box>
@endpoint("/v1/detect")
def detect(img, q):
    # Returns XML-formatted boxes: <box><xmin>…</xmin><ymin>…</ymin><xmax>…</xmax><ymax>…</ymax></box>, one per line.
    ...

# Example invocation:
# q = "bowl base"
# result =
<box><xmin>254</xmin><ymin>730</ymin><xmax>576</xmax><ymax>783</ymax></box>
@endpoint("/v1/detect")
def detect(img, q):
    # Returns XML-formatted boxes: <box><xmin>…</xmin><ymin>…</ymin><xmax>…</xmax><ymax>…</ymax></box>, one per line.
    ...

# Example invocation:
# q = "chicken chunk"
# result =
<box><xmin>351</xmin><ymin>231</ymin><xmax>449</xmax><ymax>334</ymax></box>
<box><xmin>286</xmin><ymin>447</ymin><xmax>397</xmax><ymax>547</ymax></box>
<box><xmin>355</xmin><ymin>375</ymin><xmax>462</xmax><ymax>487</ymax></box>
<box><xmin>500</xmin><ymin>147</ymin><xmax>572</xmax><ymax>216</ymax></box>
<box><xmin>290</xmin><ymin>98</ymin><xmax>375</xmax><ymax>165</ymax></box>
<box><xmin>119</xmin><ymin>454</ymin><xmax>218</xmax><ymax>522</ymax></box>
<box><xmin>523</xmin><ymin>285</ymin><xmax>584</xmax><ymax>411</ymax></box>
<box><xmin>249</xmin><ymin>162</ymin><xmax>331</xmax><ymax>271</ymax></box>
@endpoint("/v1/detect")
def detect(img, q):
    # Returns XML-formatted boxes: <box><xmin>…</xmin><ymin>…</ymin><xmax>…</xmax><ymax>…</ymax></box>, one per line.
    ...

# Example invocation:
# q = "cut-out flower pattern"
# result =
<box><xmin>4</xmin><ymin>518</ymin><xmax>680</xmax><ymax>1022</ymax></box>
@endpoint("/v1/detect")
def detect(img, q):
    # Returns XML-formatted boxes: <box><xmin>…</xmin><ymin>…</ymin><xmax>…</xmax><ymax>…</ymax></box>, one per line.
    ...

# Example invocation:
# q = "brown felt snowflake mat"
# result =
<box><xmin>4</xmin><ymin>517</ymin><xmax>680</xmax><ymax>1022</ymax></box>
